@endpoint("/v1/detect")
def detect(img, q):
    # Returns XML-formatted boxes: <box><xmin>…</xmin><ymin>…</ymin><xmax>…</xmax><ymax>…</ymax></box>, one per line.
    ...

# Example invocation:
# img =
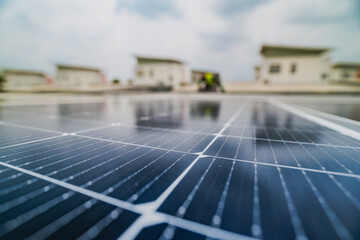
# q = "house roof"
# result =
<box><xmin>57</xmin><ymin>64</ymin><xmax>102</xmax><ymax>72</ymax></box>
<box><xmin>332</xmin><ymin>62</ymin><xmax>360</xmax><ymax>69</ymax></box>
<box><xmin>2</xmin><ymin>68</ymin><xmax>46</xmax><ymax>77</ymax></box>
<box><xmin>135</xmin><ymin>56</ymin><xmax>184</xmax><ymax>65</ymax></box>
<box><xmin>260</xmin><ymin>45</ymin><xmax>331</xmax><ymax>57</ymax></box>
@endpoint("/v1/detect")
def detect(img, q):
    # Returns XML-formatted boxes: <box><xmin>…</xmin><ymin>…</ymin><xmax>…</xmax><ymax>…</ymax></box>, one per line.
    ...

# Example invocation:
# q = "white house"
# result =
<box><xmin>256</xmin><ymin>45</ymin><xmax>331</xmax><ymax>84</ymax></box>
<box><xmin>134</xmin><ymin>56</ymin><xmax>190</xmax><ymax>90</ymax></box>
<box><xmin>331</xmin><ymin>63</ymin><xmax>360</xmax><ymax>84</ymax></box>
<box><xmin>56</xmin><ymin>64</ymin><xmax>106</xmax><ymax>88</ymax></box>
<box><xmin>0</xmin><ymin>68</ymin><xmax>52</xmax><ymax>90</ymax></box>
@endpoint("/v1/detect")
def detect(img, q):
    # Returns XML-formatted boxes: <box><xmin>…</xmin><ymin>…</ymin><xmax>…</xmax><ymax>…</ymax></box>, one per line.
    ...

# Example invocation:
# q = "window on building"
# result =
<box><xmin>321</xmin><ymin>73</ymin><xmax>328</xmax><ymax>80</ymax></box>
<box><xmin>137</xmin><ymin>70</ymin><xmax>143</xmax><ymax>77</ymax></box>
<box><xmin>149</xmin><ymin>69</ymin><xmax>154</xmax><ymax>78</ymax></box>
<box><xmin>290</xmin><ymin>63</ymin><xmax>297</xmax><ymax>74</ymax></box>
<box><xmin>269</xmin><ymin>64</ymin><xmax>281</xmax><ymax>73</ymax></box>
<box><xmin>342</xmin><ymin>72</ymin><xmax>350</xmax><ymax>78</ymax></box>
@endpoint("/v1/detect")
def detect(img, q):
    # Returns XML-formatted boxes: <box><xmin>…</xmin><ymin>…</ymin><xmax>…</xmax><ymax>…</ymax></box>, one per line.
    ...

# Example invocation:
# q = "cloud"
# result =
<box><xmin>216</xmin><ymin>0</ymin><xmax>269</xmax><ymax>16</ymax></box>
<box><xmin>117</xmin><ymin>0</ymin><xmax>178</xmax><ymax>19</ymax></box>
<box><xmin>0</xmin><ymin>0</ymin><xmax>359</xmax><ymax>82</ymax></box>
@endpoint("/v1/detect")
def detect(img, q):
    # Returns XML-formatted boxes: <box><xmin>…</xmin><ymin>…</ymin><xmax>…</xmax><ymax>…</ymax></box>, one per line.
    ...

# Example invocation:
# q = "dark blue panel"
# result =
<box><xmin>0</xmin><ymin>170</ymin><xmax>139</xmax><ymax>239</ymax></box>
<box><xmin>135</xmin><ymin>224</ymin><xmax>206</xmax><ymax>240</ymax></box>
<box><xmin>1</xmin><ymin>95</ymin><xmax>360</xmax><ymax>240</ymax></box>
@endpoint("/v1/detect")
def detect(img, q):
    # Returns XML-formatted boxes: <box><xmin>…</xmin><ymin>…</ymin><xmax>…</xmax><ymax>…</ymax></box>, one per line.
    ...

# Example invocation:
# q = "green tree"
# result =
<box><xmin>112</xmin><ymin>78</ymin><xmax>121</xmax><ymax>85</ymax></box>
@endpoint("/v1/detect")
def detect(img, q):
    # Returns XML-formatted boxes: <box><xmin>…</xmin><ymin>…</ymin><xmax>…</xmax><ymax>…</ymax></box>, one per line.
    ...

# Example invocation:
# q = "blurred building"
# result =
<box><xmin>256</xmin><ymin>45</ymin><xmax>331</xmax><ymax>84</ymax></box>
<box><xmin>56</xmin><ymin>64</ymin><xmax>106</xmax><ymax>88</ymax></box>
<box><xmin>331</xmin><ymin>63</ymin><xmax>360</xmax><ymax>84</ymax></box>
<box><xmin>0</xmin><ymin>68</ymin><xmax>52</xmax><ymax>90</ymax></box>
<box><xmin>134</xmin><ymin>56</ymin><xmax>190</xmax><ymax>90</ymax></box>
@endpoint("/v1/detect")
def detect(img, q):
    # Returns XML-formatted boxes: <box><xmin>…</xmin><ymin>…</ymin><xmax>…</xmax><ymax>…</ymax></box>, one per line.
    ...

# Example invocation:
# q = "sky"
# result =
<box><xmin>0</xmin><ymin>0</ymin><xmax>359</xmax><ymax>82</ymax></box>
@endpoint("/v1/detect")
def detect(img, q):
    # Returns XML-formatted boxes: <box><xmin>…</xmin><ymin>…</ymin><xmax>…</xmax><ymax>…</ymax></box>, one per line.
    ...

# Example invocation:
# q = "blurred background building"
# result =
<box><xmin>331</xmin><ymin>63</ymin><xmax>360</xmax><ymax>84</ymax></box>
<box><xmin>133</xmin><ymin>56</ymin><xmax>190</xmax><ymax>90</ymax></box>
<box><xmin>255</xmin><ymin>45</ymin><xmax>331</xmax><ymax>85</ymax></box>
<box><xmin>55</xmin><ymin>64</ymin><xmax>106</xmax><ymax>89</ymax></box>
<box><xmin>0</xmin><ymin>68</ymin><xmax>52</xmax><ymax>91</ymax></box>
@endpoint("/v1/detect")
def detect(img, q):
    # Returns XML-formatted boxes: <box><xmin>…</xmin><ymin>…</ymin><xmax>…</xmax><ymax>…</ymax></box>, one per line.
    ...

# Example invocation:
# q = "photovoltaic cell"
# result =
<box><xmin>0</xmin><ymin>169</ymin><xmax>139</xmax><ymax>239</ymax></box>
<box><xmin>135</xmin><ymin>223</ymin><xmax>207</xmax><ymax>240</ymax></box>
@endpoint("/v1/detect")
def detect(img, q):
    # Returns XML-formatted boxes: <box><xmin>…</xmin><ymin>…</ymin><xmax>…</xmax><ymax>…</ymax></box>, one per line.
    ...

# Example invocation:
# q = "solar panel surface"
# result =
<box><xmin>0</xmin><ymin>93</ymin><xmax>359</xmax><ymax>240</ymax></box>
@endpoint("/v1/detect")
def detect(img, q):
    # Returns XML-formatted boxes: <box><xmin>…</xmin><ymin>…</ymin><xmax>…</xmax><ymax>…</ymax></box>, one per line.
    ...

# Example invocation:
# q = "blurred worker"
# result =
<box><xmin>197</xmin><ymin>71</ymin><xmax>225</xmax><ymax>92</ymax></box>
<box><xmin>204</xmin><ymin>72</ymin><xmax>214</xmax><ymax>91</ymax></box>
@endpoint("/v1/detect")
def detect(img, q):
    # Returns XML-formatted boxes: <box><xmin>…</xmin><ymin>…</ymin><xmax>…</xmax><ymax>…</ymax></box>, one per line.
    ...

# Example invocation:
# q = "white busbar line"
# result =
<box><xmin>161</xmin><ymin>212</ymin><xmax>256</xmax><ymax>240</ymax></box>
<box><xmin>116</xmin><ymin>106</ymin><xmax>245</xmax><ymax>240</ymax></box>
<box><xmin>0</xmin><ymin>161</ymin><xmax>142</xmax><ymax>214</ymax></box>
<box><xmin>268</xmin><ymin>98</ymin><xmax>360</xmax><ymax>141</ymax></box>
<box><xmin>149</xmin><ymin>105</ymin><xmax>245</xmax><ymax>211</ymax></box>
<box><xmin>0</xmin><ymin>121</ymin><xmax>64</xmax><ymax>134</ymax></box>
<box><xmin>0</xmin><ymin>135</ymin><xmax>65</xmax><ymax>150</ymax></box>
<box><xmin>0</xmin><ymin>156</ymin><xmax>257</xmax><ymax>240</ymax></box>
<box><xmin>76</xmin><ymin>131</ymin><xmax>360</xmax><ymax>179</ymax></box>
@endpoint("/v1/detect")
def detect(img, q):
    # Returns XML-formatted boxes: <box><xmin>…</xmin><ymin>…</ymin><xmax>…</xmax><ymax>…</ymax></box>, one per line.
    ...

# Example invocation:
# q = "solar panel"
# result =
<box><xmin>0</xmin><ymin>94</ymin><xmax>359</xmax><ymax>240</ymax></box>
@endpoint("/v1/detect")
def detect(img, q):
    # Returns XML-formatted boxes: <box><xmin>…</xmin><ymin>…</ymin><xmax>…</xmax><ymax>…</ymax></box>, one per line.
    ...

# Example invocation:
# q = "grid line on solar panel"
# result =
<box><xmin>278</xmin><ymin>140</ymin><xmax>360</xmax><ymax>209</ymax></box>
<box><xmin>260</xmin><ymin>126</ymin><xmax>360</xmax><ymax>174</ymax></box>
<box><xmin>117</xmin><ymin>105</ymin><xmax>247</xmax><ymax>239</ymax></box>
<box><xmin>72</xmin><ymin>123</ymin><xmax>115</xmax><ymax>134</ymax></box>
<box><xmin>2</xmin><ymin>115</ymin><xmax>360</xmax><ymax>170</ymax></box>
<box><xmin>0</xmin><ymin>136</ymin><xmax>88</xmax><ymax>164</ymax></box>
<box><xmin>267</xmin><ymin>140</ymin><xmax>333</xmax><ymax>239</ymax></box>
<box><xmin>0</xmin><ymin>137</ymin><xmax>201</xmax><ymax>205</ymax></box>
<box><xmin>3</xmin><ymin>119</ymin><xmax>360</xmax><ymax>179</ymax></box>
<box><xmin>204</xmin><ymin>137</ymin><xmax>360</xmax><ymax>176</ymax></box>
<box><xmin>3</xmin><ymin>106</ymin><xmax>360</xmax><ymax>149</ymax></box>
<box><xmin>75</xmin><ymin>134</ymin><xmax>201</xmax><ymax>155</ymax></box>
<box><xmin>0</xmin><ymin>163</ymin><xmax>254</xmax><ymax>240</ymax></box>
<box><xmin>0</xmin><ymin>161</ymin><xmax>142</xmax><ymax>212</ymax></box>
<box><xmin>76</xmin><ymin>123</ymin><xmax>218</xmax><ymax>149</ymax></box>
<box><xmin>61</xmin><ymin>133</ymin><xmax>360</xmax><ymax>178</ymax></box>
<box><xmin>0</xmin><ymin>169</ymin><xmax>139</xmax><ymax>239</ymax></box>
<box><xmin>75</xmin><ymin>117</ymin><xmax>360</xmax><ymax>148</ymax></box>
<box><xmin>0</xmin><ymin>135</ymin><xmax>64</xmax><ymax>150</ymax></box>
<box><xmin>157</xmin><ymin>157</ymin><xmax>360</xmax><ymax>240</ymax></box>
<box><xmin>7</xmin><ymin>117</ymin><xmax>108</xmax><ymax>133</ymax></box>
<box><xmin>0</xmin><ymin>125</ymin><xmax>61</xmax><ymax>149</ymax></box>
<box><xmin>0</xmin><ymin>134</ymin><xmax>358</xmax><ymax>224</ymax></box>
<box><xmin>0</xmin><ymin>121</ymin><xmax>63</xmax><ymax>134</ymax></box>
<box><xmin>133</xmin><ymin>223</ymin><xmax>214</xmax><ymax>240</ymax></box>
<box><xmin>1</xmin><ymin>96</ymin><xmax>360</xmax><ymax>240</ymax></box>
<box><xmin>269</xmin><ymin>98</ymin><xmax>360</xmax><ymax>142</ymax></box>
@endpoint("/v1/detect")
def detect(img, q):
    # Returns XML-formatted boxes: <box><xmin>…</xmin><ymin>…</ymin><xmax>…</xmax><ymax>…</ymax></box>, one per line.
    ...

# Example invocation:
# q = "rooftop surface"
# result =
<box><xmin>0</xmin><ymin>93</ymin><xmax>359</xmax><ymax>240</ymax></box>
<box><xmin>2</xmin><ymin>69</ymin><xmax>46</xmax><ymax>77</ymax></box>
<box><xmin>260</xmin><ymin>45</ymin><xmax>331</xmax><ymax>57</ymax></box>
<box><xmin>56</xmin><ymin>64</ymin><xmax>102</xmax><ymax>72</ymax></box>
<box><xmin>332</xmin><ymin>63</ymin><xmax>360</xmax><ymax>69</ymax></box>
<box><xmin>136</xmin><ymin>56</ymin><xmax>184</xmax><ymax>65</ymax></box>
